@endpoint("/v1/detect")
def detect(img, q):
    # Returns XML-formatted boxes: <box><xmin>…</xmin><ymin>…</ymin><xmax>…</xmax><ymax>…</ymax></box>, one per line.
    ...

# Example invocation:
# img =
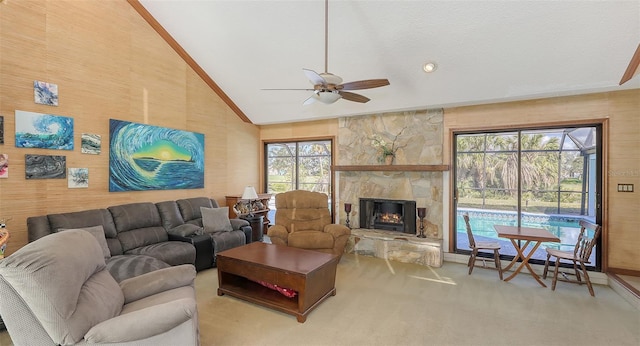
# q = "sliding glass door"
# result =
<box><xmin>453</xmin><ymin>126</ymin><xmax>601</xmax><ymax>268</ymax></box>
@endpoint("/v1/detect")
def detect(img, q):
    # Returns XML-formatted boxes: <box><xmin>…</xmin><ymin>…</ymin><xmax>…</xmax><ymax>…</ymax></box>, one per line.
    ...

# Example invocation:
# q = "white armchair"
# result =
<box><xmin>0</xmin><ymin>230</ymin><xmax>199</xmax><ymax>345</ymax></box>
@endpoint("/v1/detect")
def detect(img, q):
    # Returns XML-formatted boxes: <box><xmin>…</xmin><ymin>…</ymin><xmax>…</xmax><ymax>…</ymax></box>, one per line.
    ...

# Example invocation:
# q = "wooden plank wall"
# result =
<box><xmin>0</xmin><ymin>0</ymin><xmax>260</xmax><ymax>255</ymax></box>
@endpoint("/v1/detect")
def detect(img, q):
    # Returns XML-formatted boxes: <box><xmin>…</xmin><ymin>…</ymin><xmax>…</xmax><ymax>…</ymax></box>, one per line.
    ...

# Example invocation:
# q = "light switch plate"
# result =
<box><xmin>617</xmin><ymin>184</ymin><xmax>634</xmax><ymax>192</ymax></box>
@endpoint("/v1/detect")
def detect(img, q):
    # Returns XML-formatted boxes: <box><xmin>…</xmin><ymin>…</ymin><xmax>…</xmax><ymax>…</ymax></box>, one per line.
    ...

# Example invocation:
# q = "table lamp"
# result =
<box><xmin>241</xmin><ymin>186</ymin><xmax>259</xmax><ymax>217</ymax></box>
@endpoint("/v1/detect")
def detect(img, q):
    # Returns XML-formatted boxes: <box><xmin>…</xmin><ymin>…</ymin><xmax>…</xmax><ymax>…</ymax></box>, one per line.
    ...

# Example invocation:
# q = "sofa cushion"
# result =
<box><xmin>61</xmin><ymin>225</ymin><xmax>111</xmax><ymax>259</ymax></box>
<box><xmin>201</xmin><ymin>207</ymin><xmax>233</xmax><ymax>233</ymax></box>
<box><xmin>118</xmin><ymin>227</ymin><xmax>168</xmax><ymax>254</ymax></box>
<box><xmin>109</xmin><ymin>203</ymin><xmax>168</xmax><ymax>252</ymax></box>
<box><xmin>124</xmin><ymin>242</ymin><xmax>196</xmax><ymax>267</ymax></box>
<box><xmin>155</xmin><ymin>200</ymin><xmax>187</xmax><ymax>230</ymax></box>
<box><xmin>170</xmin><ymin>223</ymin><xmax>202</xmax><ymax>237</ymax></box>
<box><xmin>275</xmin><ymin>190</ymin><xmax>329</xmax><ymax>209</ymax></box>
<box><xmin>276</xmin><ymin>208</ymin><xmax>331</xmax><ymax>233</ymax></box>
<box><xmin>210</xmin><ymin>230</ymin><xmax>246</xmax><ymax>254</ymax></box>
<box><xmin>119</xmin><ymin>265</ymin><xmax>196</xmax><ymax>304</ymax></box>
<box><xmin>108</xmin><ymin>202</ymin><xmax>163</xmax><ymax>232</ymax></box>
<box><xmin>47</xmin><ymin>208</ymin><xmax>123</xmax><ymax>255</ymax></box>
<box><xmin>288</xmin><ymin>230</ymin><xmax>334</xmax><ymax>249</ymax></box>
<box><xmin>177</xmin><ymin>197</ymin><xmax>214</xmax><ymax>222</ymax></box>
<box><xmin>106</xmin><ymin>254</ymin><xmax>171</xmax><ymax>282</ymax></box>
<box><xmin>0</xmin><ymin>230</ymin><xmax>124</xmax><ymax>344</ymax></box>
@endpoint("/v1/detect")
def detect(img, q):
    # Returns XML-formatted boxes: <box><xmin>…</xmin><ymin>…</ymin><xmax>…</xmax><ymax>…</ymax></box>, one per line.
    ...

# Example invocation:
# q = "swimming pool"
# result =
<box><xmin>456</xmin><ymin>208</ymin><xmax>597</xmax><ymax>262</ymax></box>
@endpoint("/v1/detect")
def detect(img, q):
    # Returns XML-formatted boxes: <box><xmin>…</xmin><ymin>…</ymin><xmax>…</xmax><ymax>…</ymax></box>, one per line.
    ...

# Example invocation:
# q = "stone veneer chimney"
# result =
<box><xmin>337</xmin><ymin>109</ymin><xmax>445</xmax><ymax>239</ymax></box>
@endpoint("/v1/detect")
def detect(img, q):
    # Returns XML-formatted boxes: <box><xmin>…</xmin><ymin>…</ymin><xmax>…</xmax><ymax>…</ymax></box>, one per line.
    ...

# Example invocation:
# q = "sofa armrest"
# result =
<box><xmin>230</xmin><ymin>218</ymin><xmax>250</xmax><ymax>230</ymax></box>
<box><xmin>241</xmin><ymin>225</ymin><xmax>253</xmax><ymax>244</ymax></box>
<box><xmin>266</xmin><ymin>225</ymin><xmax>289</xmax><ymax>246</ymax></box>
<box><xmin>84</xmin><ymin>298</ymin><xmax>196</xmax><ymax>343</ymax></box>
<box><xmin>120</xmin><ymin>264</ymin><xmax>196</xmax><ymax>304</ymax></box>
<box><xmin>324</xmin><ymin>223</ymin><xmax>351</xmax><ymax>238</ymax></box>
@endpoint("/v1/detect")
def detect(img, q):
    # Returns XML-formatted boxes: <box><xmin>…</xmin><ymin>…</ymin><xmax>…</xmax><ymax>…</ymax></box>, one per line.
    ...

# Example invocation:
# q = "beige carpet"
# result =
<box><xmin>196</xmin><ymin>254</ymin><xmax>639</xmax><ymax>346</ymax></box>
<box><xmin>2</xmin><ymin>254</ymin><xmax>639</xmax><ymax>346</ymax></box>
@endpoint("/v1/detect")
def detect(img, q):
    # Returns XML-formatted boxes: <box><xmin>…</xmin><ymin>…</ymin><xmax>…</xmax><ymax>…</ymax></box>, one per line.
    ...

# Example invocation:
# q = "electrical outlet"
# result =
<box><xmin>617</xmin><ymin>184</ymin><xmax>634</xmax><ymax>192</ymax></box>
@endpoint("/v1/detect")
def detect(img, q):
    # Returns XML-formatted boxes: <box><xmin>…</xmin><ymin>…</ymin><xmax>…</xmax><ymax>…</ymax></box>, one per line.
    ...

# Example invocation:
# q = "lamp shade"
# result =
<box><xmin>241</xmin><ymin>186</ymin><xmax>259</xmax><ymax>200</ymax></box>
<box><xmin>316</xmin><ymin>91</ymin><xmax>342</xmax><ymax>104</ymax></box>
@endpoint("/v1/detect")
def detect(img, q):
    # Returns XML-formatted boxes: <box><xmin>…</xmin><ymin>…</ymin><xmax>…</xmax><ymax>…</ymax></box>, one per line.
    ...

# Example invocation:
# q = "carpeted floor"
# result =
<box><xmin>195</xmin><ymin>254</ymin><xmax>639</xmax><ymax>346</ymax></box>
<box><xmin>1</xmin><ymin>253</ymin><xmax>639</xmax><ymax>346</ymax></box>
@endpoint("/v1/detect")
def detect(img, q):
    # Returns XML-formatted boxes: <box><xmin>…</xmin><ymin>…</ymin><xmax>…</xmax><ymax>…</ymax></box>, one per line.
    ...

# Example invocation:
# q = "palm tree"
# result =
<box><xmin>457</xmin><ymin>133</ymin><xmax>560</xmax><ymax>199</ymax></box>
<box><xmin>497</xmin><ymin>133</ymin><xmax>559</xmax><ymax>197</ymax></box>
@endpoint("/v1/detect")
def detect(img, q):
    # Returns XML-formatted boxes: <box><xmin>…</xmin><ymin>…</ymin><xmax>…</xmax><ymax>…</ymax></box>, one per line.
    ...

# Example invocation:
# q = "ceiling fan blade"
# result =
<box><xmin>619</xmin><ymin>43</ymin><xmax>640</xmax><ymax>85</ymax></box>
<box><xmin>303</xmin><ymin>68</ymin><xmax>326</xmax><ymax>86</ymax></box>
<box><xmin>338</xmin><ymin>79</ymin><xmax>390</xmax><ymax>90</ymax></box>
<box><xmin>339</xmin><ymin>91</ymin><xmax>370</xmax><ymax>103</ymax></box>
<box><xmin>303</xmin><ymin>95</ymin><xmax>317</xmax><ymax>105</ymax></box>
<box><xmin>261</xmin><ymin>88</ymin><xmax>315</xmax><ymax>91</ymax></box>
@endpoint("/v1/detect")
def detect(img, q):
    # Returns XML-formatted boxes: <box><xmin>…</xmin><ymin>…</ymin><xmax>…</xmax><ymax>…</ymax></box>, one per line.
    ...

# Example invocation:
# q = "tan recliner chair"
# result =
<box><xmin>267</xmin><ymin>190</ymin><xmax>351</xmax><ymax>257</ymax></box>
<box><xmin>0</xmin><ymin>230</ymin><xmax>199</xmax><ymax>345</ymax></box>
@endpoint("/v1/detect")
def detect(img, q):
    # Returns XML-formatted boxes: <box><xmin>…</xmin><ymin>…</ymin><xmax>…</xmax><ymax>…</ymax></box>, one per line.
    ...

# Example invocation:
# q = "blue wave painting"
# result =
<box><xmin>15</xmin><ymin>110</ymin><xmax>74</xmax><ymax>150</ymax></box>
<box><xmin>109</xmin><ymin>119</ymin><xmax>205</xmax><ymax>192</ymax></box>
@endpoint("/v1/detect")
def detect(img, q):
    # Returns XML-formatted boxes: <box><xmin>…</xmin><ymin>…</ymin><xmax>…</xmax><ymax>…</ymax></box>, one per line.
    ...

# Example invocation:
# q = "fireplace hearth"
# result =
<box><xmin>359</xmin><ymin>198</ymin><xmax>416</xmax><ymax>234</ymax></box>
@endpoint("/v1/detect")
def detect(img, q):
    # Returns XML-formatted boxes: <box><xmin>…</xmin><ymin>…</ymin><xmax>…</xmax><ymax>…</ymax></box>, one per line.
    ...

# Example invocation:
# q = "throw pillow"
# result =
<box><xmin>201</xmin><ymin>206</ymin><xmax>233</xmax><ymax>233</ymax></box>
<box><xmin>60</xmin><ymin>225</ymin><xmax>111</xmax><ymax>259</ymax></box>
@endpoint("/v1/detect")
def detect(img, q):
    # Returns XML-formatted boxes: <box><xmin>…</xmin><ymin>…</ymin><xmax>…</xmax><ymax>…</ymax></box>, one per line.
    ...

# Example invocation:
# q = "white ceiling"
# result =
<box><xmin>138</xmin><ymin>0</ymin><xmax>640</xmax><ymax>125</ymax></box>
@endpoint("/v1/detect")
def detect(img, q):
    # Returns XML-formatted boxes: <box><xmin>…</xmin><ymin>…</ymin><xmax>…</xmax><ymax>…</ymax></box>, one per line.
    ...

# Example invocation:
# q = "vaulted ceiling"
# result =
<box><xmin>137</xmin><ymin>0</ymin><xmax>640</xmax><ymax>125</ymax></box>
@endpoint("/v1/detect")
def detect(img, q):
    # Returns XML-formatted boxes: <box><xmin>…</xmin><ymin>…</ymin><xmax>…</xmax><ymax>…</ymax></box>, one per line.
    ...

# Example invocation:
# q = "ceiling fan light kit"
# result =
<box><xmin>316</xmin><ymin>91</ymin><xmax>342</xmax><ymax>104</ymax></box>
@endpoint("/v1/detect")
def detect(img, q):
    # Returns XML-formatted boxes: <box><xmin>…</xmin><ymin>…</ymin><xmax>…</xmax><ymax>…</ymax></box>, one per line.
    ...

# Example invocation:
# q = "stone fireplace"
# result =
<box><xmin>359</xmin><ymin>198</ymin><xmax>416</xmax><ymax>234</ymax></box>
<box><xmin>336</xmin><ymin>109</ymin><xmax>445</xmax><ymax>267</ymax></box>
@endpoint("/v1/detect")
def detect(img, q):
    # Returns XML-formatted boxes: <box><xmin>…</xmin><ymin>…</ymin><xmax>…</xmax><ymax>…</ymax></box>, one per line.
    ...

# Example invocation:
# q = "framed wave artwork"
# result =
<box><xmin>15</xmin><ymin>110</ymin><xmax>73</xmax><ymax>150</ymax></box>
<box><xmin>109</xmin><ymin>119</ymin><xmax>205</xmax><ymax>192</ymax></box>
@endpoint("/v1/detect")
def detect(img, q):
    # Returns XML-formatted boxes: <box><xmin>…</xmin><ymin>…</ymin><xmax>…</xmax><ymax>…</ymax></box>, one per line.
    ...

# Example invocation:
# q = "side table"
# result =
<box><xmin>240</xmin><ymin>215</ymin><xmax>264</xmax><ymax>242</ymax></box>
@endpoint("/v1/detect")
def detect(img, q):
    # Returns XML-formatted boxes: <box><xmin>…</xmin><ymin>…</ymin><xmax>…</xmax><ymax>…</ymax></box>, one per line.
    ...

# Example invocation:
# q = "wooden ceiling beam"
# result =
<box><xmin>619</xmin><ymin>43</ymin><xmax>640</xmax><ymax>86</ymax></box>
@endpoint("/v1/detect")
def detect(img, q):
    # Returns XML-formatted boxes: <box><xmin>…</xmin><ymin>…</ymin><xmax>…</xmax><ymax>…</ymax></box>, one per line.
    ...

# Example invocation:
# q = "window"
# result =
<box><xmin>453</xmin><ymin>126</ymin><xmax>601</xmax><ymax>269</ymax></box>
<box><xmin>264</xmin><ymin>140</ymin><xmax>333</xmax><ymax>219</ymax></box>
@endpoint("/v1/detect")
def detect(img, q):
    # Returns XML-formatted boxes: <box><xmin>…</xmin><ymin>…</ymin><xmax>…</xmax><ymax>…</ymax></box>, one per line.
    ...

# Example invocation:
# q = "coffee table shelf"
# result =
<box><xmin>218</xmin><ymin>273</ymin><xmax>300</xmax><ymax>312</ymax></box>
<box><xmin>217</xmin><ymin>242</ymin><xmax>339</xmax><ymax>323</ymax></box>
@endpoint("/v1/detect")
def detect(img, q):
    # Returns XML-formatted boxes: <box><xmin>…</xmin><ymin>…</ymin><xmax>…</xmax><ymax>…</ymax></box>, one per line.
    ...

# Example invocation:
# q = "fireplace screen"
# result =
<box><xmin>359</xmin><ymin>198</ymin><xmax>416</xmax><ymax>234</ymax></box>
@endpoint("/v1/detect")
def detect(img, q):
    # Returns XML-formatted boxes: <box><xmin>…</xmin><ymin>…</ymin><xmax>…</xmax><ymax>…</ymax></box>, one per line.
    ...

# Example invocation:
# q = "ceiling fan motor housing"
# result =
<box><xmin>319</xmin><ymin>73</ymin><xmax>343</xmax><ymax>85</ymax></box>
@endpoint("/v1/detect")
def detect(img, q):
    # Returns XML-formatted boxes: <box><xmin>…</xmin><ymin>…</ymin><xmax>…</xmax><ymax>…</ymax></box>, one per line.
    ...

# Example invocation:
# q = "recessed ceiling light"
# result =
<box><xmin>423</xmin><ymin>62</ymin><xmax>437</xmax><ymax>73</ymax></box>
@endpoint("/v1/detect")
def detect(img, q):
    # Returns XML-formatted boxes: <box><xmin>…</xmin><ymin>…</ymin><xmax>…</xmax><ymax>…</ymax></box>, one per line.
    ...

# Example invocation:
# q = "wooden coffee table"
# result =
<box><xmin>216</xmin><ymin>242</ymin><xmax>340</xmax><ymax>323</ymax></box>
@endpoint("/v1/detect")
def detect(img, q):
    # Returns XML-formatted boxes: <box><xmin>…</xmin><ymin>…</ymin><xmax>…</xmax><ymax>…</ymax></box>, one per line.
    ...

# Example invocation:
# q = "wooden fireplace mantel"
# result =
<box><xmin>332</xmin><ymin>165</ymin><xmax>449</xmax><ymax>172</ymax></box>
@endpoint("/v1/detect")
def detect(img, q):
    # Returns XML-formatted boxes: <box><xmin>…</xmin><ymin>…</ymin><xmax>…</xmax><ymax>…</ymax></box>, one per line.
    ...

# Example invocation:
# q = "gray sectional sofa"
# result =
<box><xmin>27</xmin><ymin>197</ymin><xmax>252</xmax><ymax>282</ymax></box>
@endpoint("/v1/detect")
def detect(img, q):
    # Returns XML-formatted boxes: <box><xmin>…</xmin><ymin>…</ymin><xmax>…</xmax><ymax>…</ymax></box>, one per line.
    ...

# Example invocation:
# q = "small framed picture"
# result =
<box><xmin>81</xmin><ymin>133</ymin><xmax>101</xmax><ymax>154</ymax></box>
<box><xmin>0</xmin><ymin>154</ymin><xmax>7</xmax><ymax>178</ymax></box>
<box><xmin>68</xmin><ymin>168</ymin><xmax>89</xmax><ymax>188</ymax></box>
<box><xmin>25</xmin><ymin>154</ymin><xmax>66</xmax><ymax>179</ymax></box>
<box><xmin>34</xmin><ymin>80</ymin><xmax>59</xmax><ymax>106</ymax></box>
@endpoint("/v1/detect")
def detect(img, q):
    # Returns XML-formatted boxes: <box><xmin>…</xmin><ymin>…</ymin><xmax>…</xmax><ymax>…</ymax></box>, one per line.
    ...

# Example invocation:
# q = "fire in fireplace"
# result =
<box><xmin>359</xmin><ymin>198</ymin><xmax>417</xmax><ymax>234</ymax></box>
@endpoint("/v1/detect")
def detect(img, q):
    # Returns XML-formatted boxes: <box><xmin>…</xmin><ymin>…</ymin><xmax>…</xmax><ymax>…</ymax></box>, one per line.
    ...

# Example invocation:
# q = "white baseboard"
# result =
<box><xmin>608</xmin><ymin>275</ymin><xmax>640</xmax><ymax>311</ymax></box>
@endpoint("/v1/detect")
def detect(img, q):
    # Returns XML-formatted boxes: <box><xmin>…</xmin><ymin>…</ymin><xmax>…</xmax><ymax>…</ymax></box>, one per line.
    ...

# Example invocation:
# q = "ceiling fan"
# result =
<box><xmin>269</xmin><ymin>0</ymin><xmax>390</xmax><ymax>105</ymax></box>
